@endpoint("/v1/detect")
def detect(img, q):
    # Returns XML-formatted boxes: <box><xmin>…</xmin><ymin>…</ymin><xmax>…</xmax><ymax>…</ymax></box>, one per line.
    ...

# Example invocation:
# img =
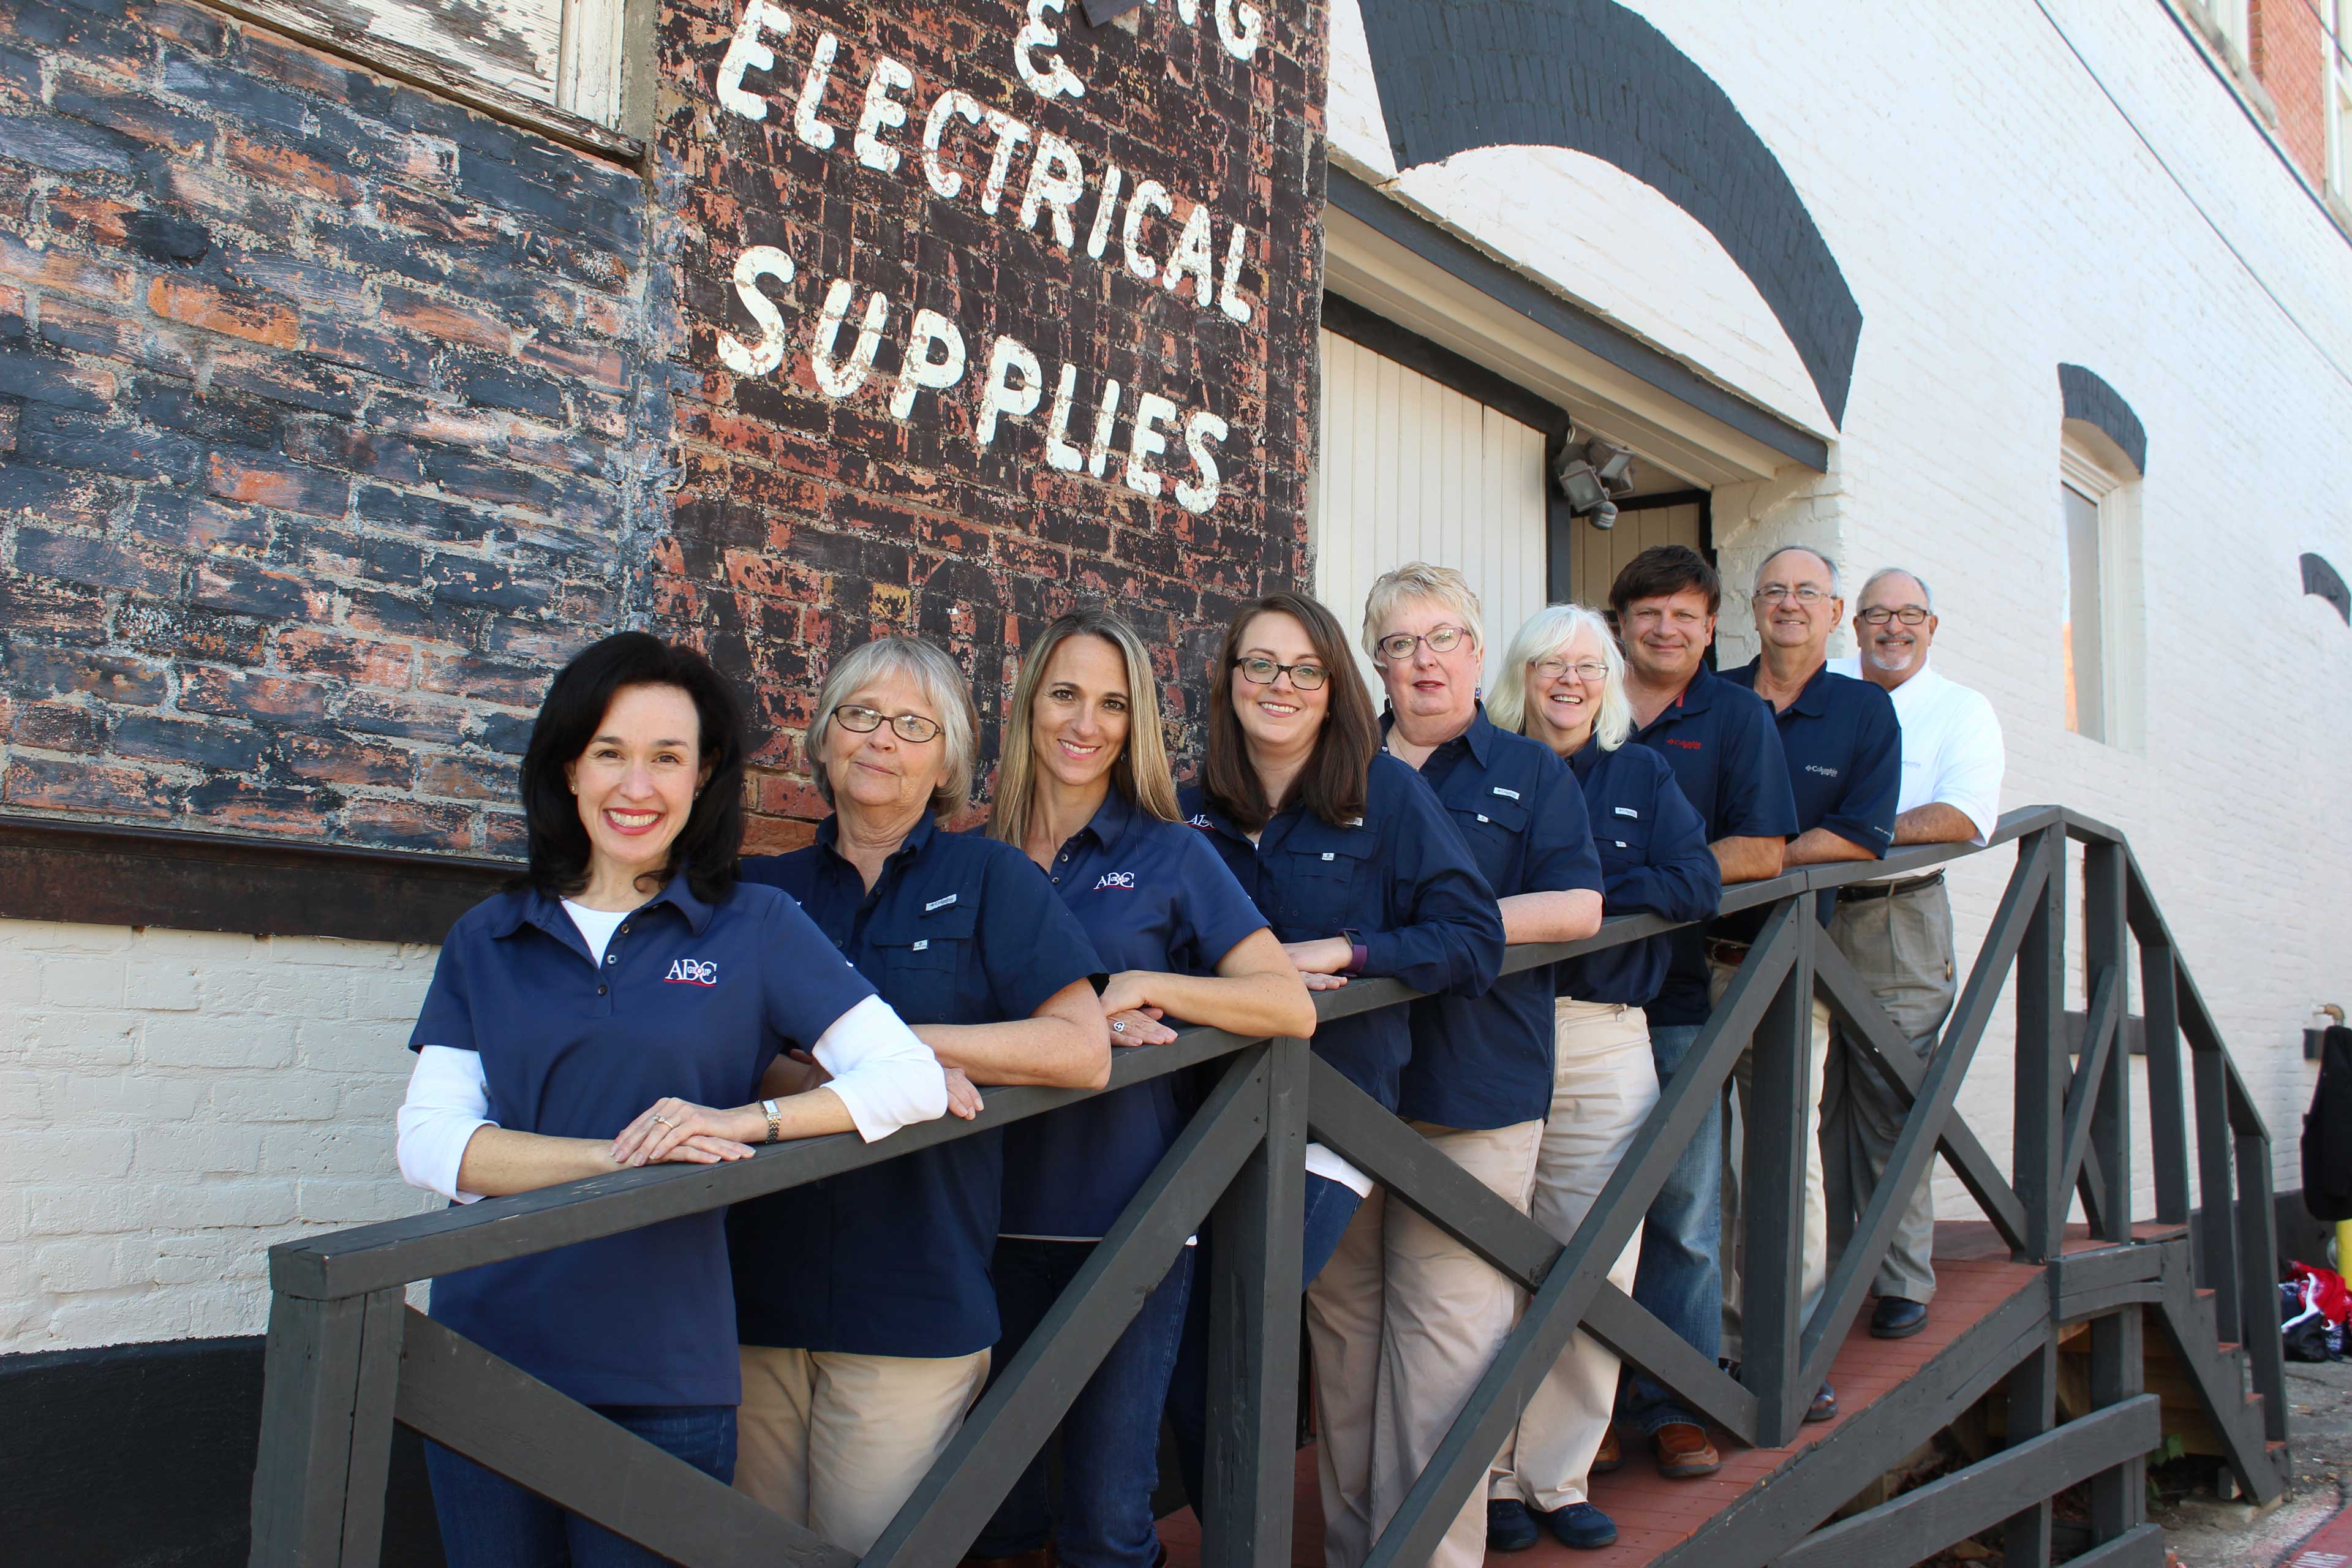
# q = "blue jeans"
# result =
<box><xmin>1624</xmin><ymin>1023</ymin><xmax>1724</xmax><ymax>1436</ymax></box>
<box><xmin>1166</xmin><ymin>1174</ymin><xmax>1363</xmax><ymax>1512</ymax></box>
<box><xmin>425</xmin><ymin>1404</ymin><xmax>736</xmax><ymax>1568</ymax></box>
<box><xmin>971</xmin><ymin>1240</ymin><xmax>1193</xmax><ymax>1567</ymax></box>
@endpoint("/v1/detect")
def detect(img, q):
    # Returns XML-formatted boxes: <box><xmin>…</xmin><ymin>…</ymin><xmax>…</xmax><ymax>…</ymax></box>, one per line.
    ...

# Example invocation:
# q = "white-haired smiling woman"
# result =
<box><xmin>726</xmin><ymin>635</ymin><xmax>1113</xmax><ymax>1556</ymax></box>
<box><xmin>1481</xmin><ymin>603</ymin><xmax>1721</xmax><ymax>1551</ymax></box>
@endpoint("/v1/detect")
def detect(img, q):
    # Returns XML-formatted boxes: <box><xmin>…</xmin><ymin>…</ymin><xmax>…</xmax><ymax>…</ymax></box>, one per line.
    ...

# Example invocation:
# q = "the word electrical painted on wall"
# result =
<box><xmin>703</xmin><ymin>0</ymin><xmax>1268</xmax><ymax>516</ymax></box>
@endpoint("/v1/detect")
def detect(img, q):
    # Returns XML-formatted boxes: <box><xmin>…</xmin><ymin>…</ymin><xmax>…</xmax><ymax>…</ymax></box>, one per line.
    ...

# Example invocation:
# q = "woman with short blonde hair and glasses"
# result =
<box><xmin>965</xmin><ymin>608</ymin><xmax>1314</xmax><ymax>1568</ymax></box>
<box><xmin>1481</xmin><ymin>604</ymin><xmax>1721</xmax><ymax>1552</ymax></box>
<box><xmin>728</xmin><ymin>635</ymin><xmax>1113</xmax><ymax>1558</ymax></box>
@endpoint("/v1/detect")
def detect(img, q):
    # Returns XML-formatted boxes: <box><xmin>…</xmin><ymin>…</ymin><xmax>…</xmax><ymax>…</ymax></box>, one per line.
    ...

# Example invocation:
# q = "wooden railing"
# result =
<box><xmin>246</xmin><ymin>805</ymin><xmax>2286</xmax><ymax>1567</ymax></box>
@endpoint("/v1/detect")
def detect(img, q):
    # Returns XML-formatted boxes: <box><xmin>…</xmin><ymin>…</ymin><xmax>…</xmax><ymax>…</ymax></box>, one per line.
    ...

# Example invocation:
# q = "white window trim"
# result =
<box><xmin>2329</xmin><ymin>2</ymin><xmax>2352</xmax><ymax>203</ymax></box>
<box><xmin>2059</xmin><ymin>435</ymin><xmax>2138</xmax><ymax>750</ymax></box>
<box><xmin>203</xmin><ymin>0</ymin><xmax>642</xmax><ymax>157</ymax></box>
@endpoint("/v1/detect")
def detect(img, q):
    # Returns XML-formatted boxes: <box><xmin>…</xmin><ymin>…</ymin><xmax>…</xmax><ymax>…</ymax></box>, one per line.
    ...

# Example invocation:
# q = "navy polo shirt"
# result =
<box><xmin>1557</xmin><ymin>737</ymin><xmax>1722</xmax><ymax>1008</ymax></box>
<box><xmin>1178</xmin><ymin>750</ymin><xmax>1504</xmax><ymax>1111</ymax></box>
<box><xmin>730</xmin><ymin>813</ymin><xmax>1104</xmax><ymax>1359</ymax></box>
<box><xmin>998</xmin><ymin>790</ymin><xmax>1270</xmax><ymax>1240</ymax></box>
<box><xmin>1719</xmin><ymin>659</ymin><xmax>1901</xmax><ymax>933</ymax></box>
<box><xmin>1390</xmin><ymin>706</ymin><xmax>1603</xmax><ymax>1129</ymax></box>
<box><xmin>411</xmin><ymin>875</ymin><xmax>873</xmax><ymax>1409</ymax></box>
<box><xmin>1630</xmin><ymin>664</ymin><xmax>1798</xmax><ymax>1027</ymax></box>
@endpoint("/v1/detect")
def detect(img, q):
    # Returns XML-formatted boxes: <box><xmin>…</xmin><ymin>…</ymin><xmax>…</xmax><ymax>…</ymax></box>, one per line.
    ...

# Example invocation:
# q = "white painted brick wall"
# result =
<box><xmin>1329</xmin><ymin>0</ymin><xmax>2352</xmax><ymax>1218</ymax></box>
<box><xmin>0</xmin><ymin>919</ymin><xmax>437</xmax><ymax>1352</ymax></box>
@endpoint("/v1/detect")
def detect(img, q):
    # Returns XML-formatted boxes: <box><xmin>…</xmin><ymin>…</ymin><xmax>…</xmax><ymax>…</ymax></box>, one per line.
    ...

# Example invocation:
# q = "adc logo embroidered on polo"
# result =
<box><xmin>1092</xmin><ymin>871</ymin><xmax>1137</xmax><ymax>890</ymax></box>
<box><xmin>664</xmin><ymin>958</ymin><xmax>719</xmax><ymax>986</ymax></box>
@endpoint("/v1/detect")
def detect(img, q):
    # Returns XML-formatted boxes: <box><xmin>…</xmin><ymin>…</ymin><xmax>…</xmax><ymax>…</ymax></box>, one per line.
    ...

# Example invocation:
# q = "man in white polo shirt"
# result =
<box><xmin>1823</xmin><ymin>567</ymin><xmax>2004</xmax><ymax>1340</ymax></box>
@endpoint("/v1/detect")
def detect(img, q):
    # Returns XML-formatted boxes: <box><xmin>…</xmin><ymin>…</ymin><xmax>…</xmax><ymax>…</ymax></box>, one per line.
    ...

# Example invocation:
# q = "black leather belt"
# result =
<box><xmin>1836</xmin><ymin>870</ymin><xmax>1945</xmax><ymax>903</ymax></box>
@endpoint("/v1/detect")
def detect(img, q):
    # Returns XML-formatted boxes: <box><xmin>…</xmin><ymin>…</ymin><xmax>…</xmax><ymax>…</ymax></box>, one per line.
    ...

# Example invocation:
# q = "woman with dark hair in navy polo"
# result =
<box><xmin>729</xmin><ymin>635</ymin><xmax>1114</xmax><ymax>1558</ymax></box>
<box><xmin>1167</xmin><ymin>589</ymin><xmax>1504</xmax><ymax>1523</ymax></box>
<box><xmin>393</xmin><ymin>632</ymin><xmax>954</xmax><ymax>1568</ymax></box>
<box><xmin>963</xmin><ymin>609</ymin><xmax>1316</xmax><ymax>1568</ymax></box>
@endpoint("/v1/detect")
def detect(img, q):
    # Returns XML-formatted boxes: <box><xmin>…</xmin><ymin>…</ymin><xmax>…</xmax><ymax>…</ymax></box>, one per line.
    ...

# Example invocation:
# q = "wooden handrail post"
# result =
<box><xmin>2191</xmin><ymin>1044</ymin><xmax>2242</xmax><ymax>1343</ymax></box>
<box><xmin>2082</xmin><ymin>841</ymin><xmax>2132</xmax><ymax>1243</ymax></box>
<box><xmin>1741</xmin><ymin>899</ymin><xmax>1815</xmax><ymax>1446</ymax></box>
<box><xmin>247</xmin><ymin>1287</ymin><xmax>404</xmax><ymax>1568</ymax></box>
<box><xmin>2138</xmin><ymin>938</ymin><xmax>2192</xmax><ymax>1227</ymax></box>
<box><xmin>2013</xmin><ymin>827</ymin><xmax>2067</xmax><ymax>1261</ymax></box>
<box><xmin>2236</xmin><ymin>1130</ymin><xmax>2288</xmax><ymax>1443</ymax></box>
<box><xmin>1200</xmin><ymin>1038</ymin><xmax>1306</xmax><ymax>1567</ymax></box>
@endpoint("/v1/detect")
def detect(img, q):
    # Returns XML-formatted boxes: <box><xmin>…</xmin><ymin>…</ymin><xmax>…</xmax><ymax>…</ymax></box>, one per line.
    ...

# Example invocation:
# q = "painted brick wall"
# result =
<box><xmin>1</xmin><ymin>0</ymin><xmax>1330</xmax><ymax>859</ymax></box>
<box><xmin>650</xmin><ymin>0</ymin><xmax>1329</xmax><ymax>850</ymax></box>
<box><xmin>2254</xmin><ymin>0</ymin><xmax>2329</xmax><ymax>185</ymax></box>
<box><xmin>1327</xmin><ymin>0</ymin><xmax>2352</xmax><ymax>1211</ymax></box>
<box><xmin>0</xmin><ymin>0</ymin><xmax>662</xmax><ymax>858</ymax></box>
<box><xmin>0</xmin><ymin>918</ymin><xmax>433</xmax><ymax>1352</ymax></box>
<box><xmin>0</xmin><ymin>0</ymin><xmax>1333</xmax><ymax>1351</ymax></box>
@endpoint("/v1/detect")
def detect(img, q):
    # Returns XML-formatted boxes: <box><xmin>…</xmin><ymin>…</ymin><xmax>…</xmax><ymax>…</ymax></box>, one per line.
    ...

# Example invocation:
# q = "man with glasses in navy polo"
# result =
<box><xmin>1716</xmin><ymin>545</ymin><xmax>1899</xmax><ymax>1427</ymax></box>
<box><xmin>1606</xmin><ymin>545</ymin><xmax>1798</xmax><ymax>1482</ymax></box>
<box><xmin>1823</xmin><ymin>567</ymin><xmax>2004</xmax><ymax>1341</ymax></box>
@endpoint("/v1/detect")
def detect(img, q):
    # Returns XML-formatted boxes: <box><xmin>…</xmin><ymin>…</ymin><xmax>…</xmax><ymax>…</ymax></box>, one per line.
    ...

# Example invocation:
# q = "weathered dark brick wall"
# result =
<box><xmin>0</xmin><ymin>0</ymin><xmax>1326</xmax><ymax>861</ymax></box>
<box><xmin>0</xmin><ymin>0</ymin><xmax>662</xmax><ymax>858</ymax></box>
<box><xmin>655</xmin><ymin>0</ymin><xmax>1326</xmax><ymax>848</ymax></box>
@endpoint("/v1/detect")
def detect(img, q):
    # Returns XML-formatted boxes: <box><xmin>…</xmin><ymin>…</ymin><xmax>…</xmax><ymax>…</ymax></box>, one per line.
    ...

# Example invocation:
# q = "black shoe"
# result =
<box><xmin>1487</xmin><ymin>1499</ymin><xmax>1540</xmax><ymax>1552</ymax></box>
<box><xmin>1546</xmin><ymin>1502</ymin><xmax>1619</xmax><ymax>1550</ymax></box>
<box><xmin>1806</xmin><ymin>1382</ymin><xmax>1838</xmax><ymax>1423</ymax></box>
<box><xmin>1870</xmin><ymin>1296</ymin><xmax>1929</xmax><ymax>1338</ymax></box>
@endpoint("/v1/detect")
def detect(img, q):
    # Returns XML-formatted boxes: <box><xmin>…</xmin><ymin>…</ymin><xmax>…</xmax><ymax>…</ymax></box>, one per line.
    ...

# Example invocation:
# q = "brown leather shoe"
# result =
<box><xmin>1592</xmin><ymin>1422</ymin><xmax>1623</xmax><ymax>1474</ymax></box>
<box><xmin>1652</xmin><ymin>1422</ymin><xmax>1721</xmax><ymax>1478</ymax></box>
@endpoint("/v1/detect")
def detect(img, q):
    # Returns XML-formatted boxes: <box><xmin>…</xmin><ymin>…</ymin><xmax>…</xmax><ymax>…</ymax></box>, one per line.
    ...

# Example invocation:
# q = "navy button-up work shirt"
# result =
<box><xmin>1391</xmin><ymin>707</ymin><xmax>1604</xmax><ymax>1129</ymax></box>
<box><xmin>1720</xmin><ymin>659</ymin><xmax>1901</xmax><ymax>934</ymax></box>
<box><xmin>1557</xmin><ymin>737</ymin><xmax>1722</xmax><ymax>1008</ymax></box>
<box><xmin>1630</xmin><ymin>664</ymin><xmax>1799</xmax><ymax>1026</ymax></box>
<box><xmin>410</xmin><ymin>875</ymin><xmax>874</xmax><ymax>1408</ymax></box>
<box><xmin>998</xmin><ymin>790</ymin><xmax>1269</xmax><ymax>1240</ymax></box>
<box><xmin>1179</xmin><ymin>750</ymin><xmax>1504</xmax><ymax>1112</ymax></box>
<box><xmin>730</xmin><ymin>813</ymin><xmax>1104</xmax><ymax>1359</ymax></box>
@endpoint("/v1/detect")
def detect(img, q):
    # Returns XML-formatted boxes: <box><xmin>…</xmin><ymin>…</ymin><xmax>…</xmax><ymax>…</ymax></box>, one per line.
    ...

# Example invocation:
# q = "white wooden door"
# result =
<box><xmin>1309</xmin><ymin>329</ymin><xmax>1551</xmax><ymax>690</ymax></box>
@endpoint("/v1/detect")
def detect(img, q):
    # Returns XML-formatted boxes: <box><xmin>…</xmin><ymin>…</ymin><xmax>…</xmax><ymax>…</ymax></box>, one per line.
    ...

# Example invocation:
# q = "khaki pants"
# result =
<box><xmin>1823</xmin><ymin>880</ymin><xmax>1958</xmax><ymax>1303</ymax></box>
<box><xmin>1307</xmin><ymin>1118</ymin><xmax>1542</xmax><ymax>1568</ymax></box>
<box><xmin>1490</xmin><ymin>1000</ymin><xmax>1657</xmax><ymax>1512</ymax></box>
<box><xmin>734</xmin><ymin>1343</ymin><xmax>989</xmax><ymax>1555</ymax></box>
<box><xmin>1712</xmin><ymin>960</ymin><xmax>1831</xmax><ymax>1363</ymax></box>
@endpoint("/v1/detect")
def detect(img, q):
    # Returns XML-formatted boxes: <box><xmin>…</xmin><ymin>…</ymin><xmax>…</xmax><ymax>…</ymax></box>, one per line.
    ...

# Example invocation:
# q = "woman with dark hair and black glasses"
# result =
<box><xmin>1168</xmin><ymin>590</ymin><xmax>1502</xmax><ymax>1547</ymax></box>
<box><xmin>393</xmin><ymin>631</ymin><xmax>954</xmax><ymax>1568</ymax></box>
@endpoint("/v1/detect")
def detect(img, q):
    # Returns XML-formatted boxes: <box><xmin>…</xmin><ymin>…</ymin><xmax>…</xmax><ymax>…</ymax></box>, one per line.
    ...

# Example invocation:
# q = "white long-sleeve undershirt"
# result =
<box><xmin>397</xmin><ymin>905</ymin><xmax>950</xmax><ymax>1209</ymax></box>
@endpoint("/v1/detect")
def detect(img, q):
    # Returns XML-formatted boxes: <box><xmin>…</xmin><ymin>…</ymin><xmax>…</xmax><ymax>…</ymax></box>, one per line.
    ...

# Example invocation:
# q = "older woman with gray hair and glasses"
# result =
<box><xmin>1481</xmin><ymin>603</ymin><xmax>1721</xmax><ymax>1553</ymax></box>
<box><xmin>726</xmin><ymin>635</ymin><xmax>1112</xmax><ymax>1558</ymax></box>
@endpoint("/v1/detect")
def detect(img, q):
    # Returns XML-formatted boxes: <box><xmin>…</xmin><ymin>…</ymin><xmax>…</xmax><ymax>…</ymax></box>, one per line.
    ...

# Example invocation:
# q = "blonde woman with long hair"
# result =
<box><xmin>1482</xmin><ymin>603</ymin><xmax>1721</xmax><ymax>1553</ymax></box>
<box><xmin>970</xmin><ymin>608</ymin><xmax>1313</xmax><ymax>1568</ymax></box>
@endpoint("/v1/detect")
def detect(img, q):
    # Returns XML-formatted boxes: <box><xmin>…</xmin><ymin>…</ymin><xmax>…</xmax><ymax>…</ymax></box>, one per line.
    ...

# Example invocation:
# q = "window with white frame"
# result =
<box><xmin>2057</xmin><ymin>434</ymin><xmax>2139</xmax><ymax>746</ymax></box>
<box><xmin>215</xmin><ymin>0</ymin><xmax>630</xmax><ymax>134</ymax></box>
<box><xmin>2198</xmin><ymin>0</ymin><xmax>2253</xmax><ymax>63</ymax></box>
<box><xmin>2329</xmin><ymin>1</ymin><xmax>2352</xmax><ymax>203</ymax></box>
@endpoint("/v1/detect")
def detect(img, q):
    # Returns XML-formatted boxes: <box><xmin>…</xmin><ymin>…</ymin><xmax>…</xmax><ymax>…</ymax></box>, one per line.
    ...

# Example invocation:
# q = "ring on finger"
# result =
<box><xmin>1111</xmin><ymin>1019</ymin><xmax>1126</xmax><ymax>1033</ymax></box>
<box><xmin>652</xmin><ymin>1115</ymin><xmax>674</xmax><ymax>1128</ymax></box>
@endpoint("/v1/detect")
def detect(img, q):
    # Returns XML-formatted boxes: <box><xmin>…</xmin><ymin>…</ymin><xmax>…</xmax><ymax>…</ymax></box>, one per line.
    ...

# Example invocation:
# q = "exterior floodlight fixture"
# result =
<box><xmin>1553</xmin><ymin>430</ymin><xmax>1637</xmax><ymax>527</ymax></box>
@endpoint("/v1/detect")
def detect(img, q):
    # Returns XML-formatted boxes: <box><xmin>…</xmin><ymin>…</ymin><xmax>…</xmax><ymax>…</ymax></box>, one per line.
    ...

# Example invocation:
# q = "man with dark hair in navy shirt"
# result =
<box><xmin>1716</xmin><ymin>544</ymin><xmax>1900</xmax><ymax>1427</ymax></box>
<box><xmin>1607</xmin><ymin>545</ymin><xmax>1798</xmax><ymax>1480</ymax></box>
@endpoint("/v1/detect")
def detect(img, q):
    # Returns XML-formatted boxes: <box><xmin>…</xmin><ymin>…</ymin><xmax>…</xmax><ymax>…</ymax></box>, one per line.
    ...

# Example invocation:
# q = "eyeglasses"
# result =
<box><xmin>1232</xmin><ymin>656</ymin><xmax>1330</xmax><ymax>691</ymax></box>
<box><xmin>1532</xmin><ymin>657</ymin><xmax>1610</xmax><ymax>682</ymax></box>
<box><xmin>1373</xmin><ymin>624</ymin><xmax>1469</xmax><ymax>661</ymax></box>
<box><xmin>1855</xmin><ymin>606</ymin><xmax>1929</xmax><ymax>626</ymax></box>
<box><xmin>833</xmin><ymin>704</ymin><xmax>943</xmax><ymax>743</ymax></box>
<box><xmin>1753</xmin><ymin>585</ymin><xmax>1830</xmax><ymax>606</ymax></box>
